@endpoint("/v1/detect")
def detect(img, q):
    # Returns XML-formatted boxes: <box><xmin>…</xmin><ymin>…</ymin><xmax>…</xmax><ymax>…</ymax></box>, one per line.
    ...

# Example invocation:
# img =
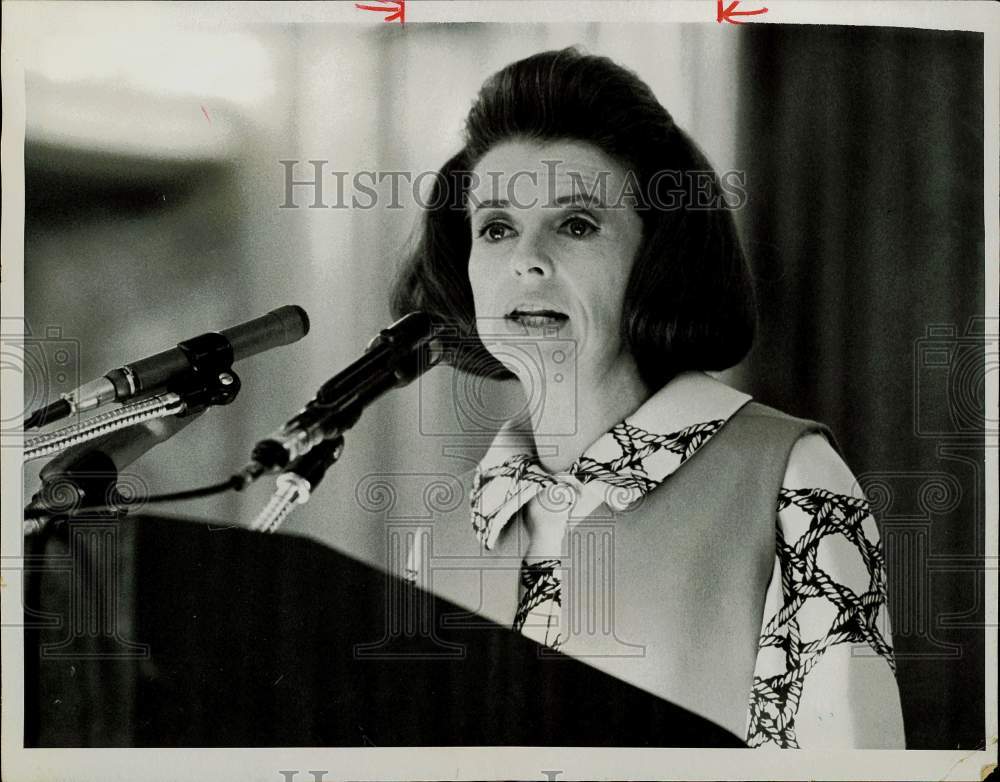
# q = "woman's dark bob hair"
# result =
<box><xmin>390</xmin><ymin>47</ymin><xmax>756</xmax><ymax>393</ymax></box>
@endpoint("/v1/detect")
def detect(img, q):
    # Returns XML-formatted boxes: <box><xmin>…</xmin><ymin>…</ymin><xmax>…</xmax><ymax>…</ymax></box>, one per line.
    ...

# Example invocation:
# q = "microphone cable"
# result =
<box><xmin>23</xmin><ymin>475</ymin><xmax>244</xmax><ymax>526</ymax></box>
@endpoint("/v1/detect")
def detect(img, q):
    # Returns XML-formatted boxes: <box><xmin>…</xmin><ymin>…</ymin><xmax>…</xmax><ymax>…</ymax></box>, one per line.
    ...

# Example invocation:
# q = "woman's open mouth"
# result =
<box><xmin>506</xmin><ymin>309</ymin><xmax>569</xmax><ymax>328</ymax></box>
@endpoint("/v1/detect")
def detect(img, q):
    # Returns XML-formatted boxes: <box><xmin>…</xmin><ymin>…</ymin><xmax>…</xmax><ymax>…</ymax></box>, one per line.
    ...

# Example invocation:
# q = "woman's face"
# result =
<box><xmin>467</xmin><ymin>139</ymin><xmax>644</xmax><ymax>388</ymax></box>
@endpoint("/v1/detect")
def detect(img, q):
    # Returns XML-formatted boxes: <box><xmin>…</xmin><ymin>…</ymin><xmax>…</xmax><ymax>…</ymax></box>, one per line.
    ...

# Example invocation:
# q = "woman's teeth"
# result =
<box><xmin>509</xmin><ymin>311</ymin><xmax>569</xmax><ymax>327</ymax></box>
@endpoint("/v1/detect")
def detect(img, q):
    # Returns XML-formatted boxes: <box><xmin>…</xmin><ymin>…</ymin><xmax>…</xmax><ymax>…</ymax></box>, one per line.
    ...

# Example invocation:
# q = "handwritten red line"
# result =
<box><xmin>355</xmin><ymin>0</ymin><xmax>404</xmax><ymax>23</ymax></box>
<box><xmin>201</xmin><ymin>105</ymin><xmax>211</xmax><ymax>124</ymax></box>
<box><xmin>717</xmin><ymin>0</ymin><xmax>768</xmax><ymax>24</ymax></box>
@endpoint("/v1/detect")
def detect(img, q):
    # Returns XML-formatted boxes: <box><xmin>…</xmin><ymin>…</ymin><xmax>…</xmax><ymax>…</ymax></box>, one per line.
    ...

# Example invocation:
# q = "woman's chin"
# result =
<box><xmin>509</xmin><ymin>367</ymin><xmax>577</xmax><ymax>395</ymax></box>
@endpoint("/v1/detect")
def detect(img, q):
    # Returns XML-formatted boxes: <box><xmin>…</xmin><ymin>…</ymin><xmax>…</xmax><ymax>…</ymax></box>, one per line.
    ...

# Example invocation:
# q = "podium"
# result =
<box><xmin>23</xmin><ymin>515</ymin><xmax>745</xmax><ymax>747</ymax></box>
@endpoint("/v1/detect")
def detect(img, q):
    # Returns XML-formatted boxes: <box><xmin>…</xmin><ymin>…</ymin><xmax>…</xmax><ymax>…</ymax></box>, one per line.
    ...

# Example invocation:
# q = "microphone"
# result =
<box><xmin>25</xmin><ymin>305</ymin><xmax>310</xmax><ymax>429</ymax></box>
<box><xmin>246</xmin><ymin>311</ymin><xmax>441</xmax><ymax>475</ymax></box>
<box><xmin>250</xmin><ymin>435</ymin><xmax>345</xmax><ymax>533</ymax></box>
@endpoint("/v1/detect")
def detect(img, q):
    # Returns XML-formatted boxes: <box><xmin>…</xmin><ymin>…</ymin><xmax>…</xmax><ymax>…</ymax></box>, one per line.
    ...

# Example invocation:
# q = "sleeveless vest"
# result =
<box><xmin>401</xmin><ymin>400</ymin><xmax>834</xmax><ymax>739</ymax></box>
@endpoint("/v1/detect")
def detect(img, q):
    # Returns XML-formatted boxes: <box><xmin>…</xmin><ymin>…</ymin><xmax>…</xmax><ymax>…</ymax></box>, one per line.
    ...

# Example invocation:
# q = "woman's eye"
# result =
<box><xmin>562</xmin><ymin>216</ymin><xmax>598</xmax><ymax>238</ymax></box>
<box><xmin>479</xmin><ymin>222</ymin><xmax>513</xmax><ymax>242</ymax></box>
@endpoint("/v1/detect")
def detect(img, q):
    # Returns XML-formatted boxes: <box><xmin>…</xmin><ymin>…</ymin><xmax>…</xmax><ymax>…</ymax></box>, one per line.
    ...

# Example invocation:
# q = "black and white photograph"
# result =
<box><xmin>1</xmin><ymin>2</ymin><xmax>997</xmax><ymax>780</ymax></box>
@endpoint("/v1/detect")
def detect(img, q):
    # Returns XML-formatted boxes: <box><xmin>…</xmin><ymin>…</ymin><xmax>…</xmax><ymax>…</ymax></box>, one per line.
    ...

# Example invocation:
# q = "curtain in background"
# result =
<box><xmin>736</xmin><ymin>25</ymin><xmax>986</xmax><ymax>750</ymax></box>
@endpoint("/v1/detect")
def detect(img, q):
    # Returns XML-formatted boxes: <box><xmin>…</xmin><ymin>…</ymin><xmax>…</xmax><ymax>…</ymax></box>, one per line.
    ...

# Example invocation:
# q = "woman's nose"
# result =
<box><xmin>510</xmin><ymin>233</ymin><xmax>553</xmax><ymax>277</ymax></box>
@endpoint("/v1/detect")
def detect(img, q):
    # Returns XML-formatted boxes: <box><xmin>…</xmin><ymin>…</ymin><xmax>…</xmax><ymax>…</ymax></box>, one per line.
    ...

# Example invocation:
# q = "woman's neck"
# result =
<box><xmin>524</xmin><ymin>357</ymin><xmax>651</xmax><ymax>474</ymax></box>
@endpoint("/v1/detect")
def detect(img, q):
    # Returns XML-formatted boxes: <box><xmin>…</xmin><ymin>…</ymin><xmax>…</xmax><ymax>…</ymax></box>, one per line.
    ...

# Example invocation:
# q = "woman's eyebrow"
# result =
<box><xmin>468</xmin><ymin>194</ymin><xmax>608</xmax><ymax>212</ymax></box>
<box><xmin>551</xmin><ymin>192</ymin><xmax>608</xmax><ymax>209</ymax></box>
<box><xmin>470</xmin><ymin>198</ymin><xmax>510</xmax><ymax>213</ymax></box>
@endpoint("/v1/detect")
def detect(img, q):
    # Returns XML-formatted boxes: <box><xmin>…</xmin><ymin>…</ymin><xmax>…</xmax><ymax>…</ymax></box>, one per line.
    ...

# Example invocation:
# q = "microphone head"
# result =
<box><xmin>268</xmin><ymin>304</ymin><xmax>311</xmax><ymax>344</ymax></box>
<box><xmin>366</xmin><ymin>311</ymin><xmax>437</xmax><ymax>354</ymax></box>
<box><xmin>221</xmin><ymin>304</ymin><xmax>311</xmax><ymax>360</ymax></box>
<box><xmin>387</xmin><ymin>311</ymin><xmax>434</xmax><ymax>344</ymax></box>
<box><xmin>289</xmin><ymin>305</ymin><xmax>311</xmax><ymax>337</ymax></box>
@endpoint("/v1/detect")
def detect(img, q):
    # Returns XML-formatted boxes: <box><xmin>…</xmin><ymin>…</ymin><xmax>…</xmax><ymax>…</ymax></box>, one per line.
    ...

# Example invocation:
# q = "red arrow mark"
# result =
<box><xmin>717</xmin><ymin>0</ymin><xmax>768</xmax><ymax>24</ymax></box>
<box><xmin>355</xmin><ymin>0</ymin><xmax>405</xmax><ymax>24</ymax></box>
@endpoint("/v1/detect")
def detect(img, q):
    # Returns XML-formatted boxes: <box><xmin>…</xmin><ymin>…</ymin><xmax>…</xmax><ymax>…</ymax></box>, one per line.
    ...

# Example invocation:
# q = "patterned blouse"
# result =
<box><xmin>465</xmin><ymin>371</ymin><xmax>905</xmax><ymax>748</ymax></box>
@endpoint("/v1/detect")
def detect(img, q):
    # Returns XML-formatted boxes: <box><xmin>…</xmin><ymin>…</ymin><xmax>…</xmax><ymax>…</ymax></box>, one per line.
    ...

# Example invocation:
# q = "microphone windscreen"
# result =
<box><xmin>223</xmin><ymin>305</ymin><xmax>310</xmax><ymax>360</ymax></box>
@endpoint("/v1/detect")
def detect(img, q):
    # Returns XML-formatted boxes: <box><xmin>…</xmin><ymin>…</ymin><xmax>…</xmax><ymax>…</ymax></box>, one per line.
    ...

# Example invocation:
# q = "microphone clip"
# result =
<box><xmin>168</xmin><ymin>333</ymin><xmax>242</xmax><ymax>416</ymax></box>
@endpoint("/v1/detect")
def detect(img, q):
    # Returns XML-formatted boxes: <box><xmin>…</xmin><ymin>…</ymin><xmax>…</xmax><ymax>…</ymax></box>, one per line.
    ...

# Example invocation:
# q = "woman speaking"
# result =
<box><xmin>391</xmin><ymin>47</ymin><xmax>905</xmax><ymax>749</ymax></box>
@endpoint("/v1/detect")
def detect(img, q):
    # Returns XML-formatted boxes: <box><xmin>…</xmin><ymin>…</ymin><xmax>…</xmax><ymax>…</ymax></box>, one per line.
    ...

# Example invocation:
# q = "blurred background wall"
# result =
<box><xmin>20</xmin><ymin>12</ymin><xmax>986</xmax><ymax>749</ymax></box>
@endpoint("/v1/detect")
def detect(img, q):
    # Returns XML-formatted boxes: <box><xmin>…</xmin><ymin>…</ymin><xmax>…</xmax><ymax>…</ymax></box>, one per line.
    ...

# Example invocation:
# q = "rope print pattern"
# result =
<box><xmin>745</xmin><ymin>488</ymin><xmax>895</xmax><ymax>748</ymax></box>
<box><xmin>471</xmin><ymin>420</ymin><xmax>726</xmax><ymax>547</ymax></box>
<box><xmin>573</xmin><ymin>420</ymin><xmax>724</xmax><ymax>492</ymax></box>
<box><xmin>512</xmin><ymin>558</ymin><xmax>564</xmax><ymax>649</ymax></box>
<box><xmin>471</xmin><ymin>454</ymin><xmax>559</xmax><ymax>545</ymax></box>
<box><xmin>501</xmin><ymin>421</ymin><xmax>725</xmax><ymax>653</ymax></box>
